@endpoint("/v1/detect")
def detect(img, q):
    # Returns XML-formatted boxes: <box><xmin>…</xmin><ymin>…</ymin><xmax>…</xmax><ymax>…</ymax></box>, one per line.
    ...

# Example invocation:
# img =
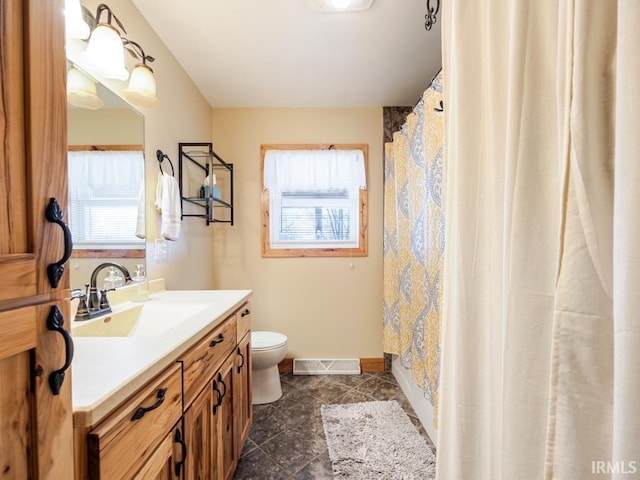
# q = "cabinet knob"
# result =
<box><xmin>240</xmin><ymin>309</ymin><xmax>250</xmax><ymax>318</ymax></box>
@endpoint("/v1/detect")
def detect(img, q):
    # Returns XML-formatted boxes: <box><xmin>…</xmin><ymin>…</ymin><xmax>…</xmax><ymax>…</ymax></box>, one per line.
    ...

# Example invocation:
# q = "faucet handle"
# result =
<box><xmin>70</xmin><ymin>288</ymin><xmax>85</xmax><ymax>299</ymax></box>
<box><xmin>99</xmin><ymin>288</ymin><xmax>116</xmax><ymax>310</ymax></box>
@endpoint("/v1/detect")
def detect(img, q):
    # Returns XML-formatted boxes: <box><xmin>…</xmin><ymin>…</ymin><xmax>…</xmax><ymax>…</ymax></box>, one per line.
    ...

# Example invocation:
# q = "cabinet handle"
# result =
<box><xmin>237</xmin><ymin>347</ymin><xmax>245</xmax><ymax>373</ymax></box>
<box><xmin>174</xmin><ymin>428</ymin><xmax>188</xmax><ymax>476</ymax></box>
<box><xmin>131</xmin><ymin>388</ymin><xmax>167</xmax><ymax>421</ymax></box>
<box><xmin>240</xmin><ymin>309</ymin><xmax>250</xmax><ymax>317</ymax></box>
<box><xmin>46</xmin><ymin>306</ymin><xmax>74</xmax><ymax>395</ymax></box>
<box><xmin>212</xmin><ymin>380</ymin><xmax>222</xmax><ymax>415</ymax></box>
<box><xmin>209</xmin><ymin>333</ymin><xmax>224</xmax><ymax>347</ymax></box>
<box><xmin>217</xmin><ymin>372</ymin><xmax>227</xmax><ymax>399</ymax></box>
<box><xmin>45</xmin><ymin>198</ymin><xmax>73</xmax><ymax>289</ymax></box>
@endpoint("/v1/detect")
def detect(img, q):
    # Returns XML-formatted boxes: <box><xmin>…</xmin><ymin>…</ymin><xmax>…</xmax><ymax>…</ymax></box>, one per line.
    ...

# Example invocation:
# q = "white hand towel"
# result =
<box><xmin>160</xmin><ymin>174</ymin><xmax>182</xmax><ymax>241</ymax></box>
<box><xmin>135</xmin><ymin>180</ymin><xmax>146</xmax><ymax>239</ymax></box>
<box><xmin>154</xmin><ymin>171</ymin><xmax>164</xmax><ymax>212</ymax></box>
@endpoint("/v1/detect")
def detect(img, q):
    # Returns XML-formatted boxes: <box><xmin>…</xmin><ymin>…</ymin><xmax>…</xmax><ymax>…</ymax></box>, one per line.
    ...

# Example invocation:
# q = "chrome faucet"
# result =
<box><xmin>74</xmin><ymin>262</ymin><xmax>132</xmax><ymax>321</ymax></box>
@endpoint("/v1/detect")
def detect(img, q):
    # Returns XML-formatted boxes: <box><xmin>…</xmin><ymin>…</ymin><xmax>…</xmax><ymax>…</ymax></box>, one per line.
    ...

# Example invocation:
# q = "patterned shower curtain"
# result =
<box><xmin>383</xmin><ymin>72</ymin><xmax>444</xmax><ymax>425</ymax></box>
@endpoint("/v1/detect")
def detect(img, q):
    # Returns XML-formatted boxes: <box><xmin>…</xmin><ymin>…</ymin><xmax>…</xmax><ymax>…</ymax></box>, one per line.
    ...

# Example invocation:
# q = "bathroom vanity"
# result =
<box><xmin>71</xmin><ymin>285</ymin><xmax>252</xmax><ymax>480</ymax></box>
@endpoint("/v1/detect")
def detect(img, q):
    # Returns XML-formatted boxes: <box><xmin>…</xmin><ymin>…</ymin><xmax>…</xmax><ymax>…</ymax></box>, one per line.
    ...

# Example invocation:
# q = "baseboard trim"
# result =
<box><xmin>360</xmin><ymin>358</ymin><xmax>384</xmax><ymax>373</ymax></box>
<box><xmin>278</xmin><ymin>357</ymin><xmax>293</xmax><ymax>373</ymax></box>
<box><xmin>278</xmin><ymin>357</ymin><xmax>384</xmax><ymax>374</ymax></box>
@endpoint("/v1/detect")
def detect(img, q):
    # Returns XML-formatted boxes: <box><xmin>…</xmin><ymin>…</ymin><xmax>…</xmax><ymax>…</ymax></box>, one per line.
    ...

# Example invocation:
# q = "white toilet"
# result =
<box><xmin>251</xmin><ymin>331</ymin><xmax>288</xmax><ymax>404</ymax></box>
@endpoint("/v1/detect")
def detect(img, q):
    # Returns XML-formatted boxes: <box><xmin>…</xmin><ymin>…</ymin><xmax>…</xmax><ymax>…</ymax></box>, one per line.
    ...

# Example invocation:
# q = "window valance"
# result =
<box><xmin>263</xmin><ymin>149</ymin><xmax>366</xmax><ymax>191</ymax></box>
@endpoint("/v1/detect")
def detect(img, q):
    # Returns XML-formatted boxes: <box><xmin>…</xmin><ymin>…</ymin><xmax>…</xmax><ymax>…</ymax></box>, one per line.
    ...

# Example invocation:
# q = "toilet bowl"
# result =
<box><xmin>251</xmin><ymin>331</ymin><xmax>288</xmax><ymax>404</ymax></box>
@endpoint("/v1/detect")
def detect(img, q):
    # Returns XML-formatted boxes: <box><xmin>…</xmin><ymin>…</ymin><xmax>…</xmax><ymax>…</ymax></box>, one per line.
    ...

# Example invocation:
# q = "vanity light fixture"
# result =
<box><xmin>80</xmin><ymin>4</ymin><xmax>129</xmax><ymax>80</ymax></box>
<box><xmin>65</xmin><ymin>0</ymin><xmax>90</xmax><ymax>39</ymax></box>
<box><xmin>66</xmin><ymin>67</ymin><xmax>104</xmax><ymax>110</ymax></box>
<box><xmin>306</xmin><ymin>0</ymin><xmax>373</xmax><ymax>12</ymax></box>
<box><xmin>122</xmin><ymin>40</ymin><xmax>159</xmax><ymax>108</ymax></box>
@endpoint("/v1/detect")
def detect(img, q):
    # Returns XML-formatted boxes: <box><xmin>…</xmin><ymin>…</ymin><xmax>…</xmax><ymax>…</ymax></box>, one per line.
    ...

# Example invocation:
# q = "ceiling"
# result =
<box><xmin>131</xmin><ymin>0</ymin><xmax>442</xmax><ymax>108</ymax></box>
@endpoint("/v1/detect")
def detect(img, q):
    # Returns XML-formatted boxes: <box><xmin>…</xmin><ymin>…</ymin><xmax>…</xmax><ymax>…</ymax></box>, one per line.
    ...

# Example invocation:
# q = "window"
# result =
<box><xmin>261</xmin><ymin>144</ymin><xmax>368</xmax><ymax>257</ymax></box>
<box><xmin>68</xmin><ymin>148</ymin><xmax>145</xmax><ymax>254</ymax></box>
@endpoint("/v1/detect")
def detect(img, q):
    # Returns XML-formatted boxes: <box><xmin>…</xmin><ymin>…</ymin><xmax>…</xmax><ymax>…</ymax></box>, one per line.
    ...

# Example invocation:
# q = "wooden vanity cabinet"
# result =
<box><xmin>77</xmin><ymin>303</ymin><xmax>252</xmax><ymax>480</ymax></box>
<box><xmin>0</xmin><ymin>0</ymin><xmax>74</xmax><ymax>478</ymax></box>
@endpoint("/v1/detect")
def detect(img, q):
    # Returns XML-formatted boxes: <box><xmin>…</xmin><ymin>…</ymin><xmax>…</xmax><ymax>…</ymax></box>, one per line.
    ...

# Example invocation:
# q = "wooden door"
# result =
<box><xmin>0</xmin><ymin>0</ymin><xmax>70</xmax><ymax>303</ymax></box>
<box><xmin>0</xmin><ymin>300</ymin><xmax>74</xmax><ymax>479</ymax></box>
<box><xmin>215</xmin><ymin>356</ymin><xmax>237</xmax><ymax>480</ymax></box>
<box><xmin>133</xmin><ymin>425</ymin><xmax>183</xmax><ymax>480</ymax></box>
<box><xmin>184</xmin><ymin>384</ymin><xmax>219</xmax><ymax>480</ymax></box>
<box><xmin>0</xmin><ymin>0</ymin><xmax>73</xmax><ymax>478</ymax></box>
<box><xmin>234</xmin><ymin>333</ymin><xmax>252</xmax><ymax>452</ymax></box>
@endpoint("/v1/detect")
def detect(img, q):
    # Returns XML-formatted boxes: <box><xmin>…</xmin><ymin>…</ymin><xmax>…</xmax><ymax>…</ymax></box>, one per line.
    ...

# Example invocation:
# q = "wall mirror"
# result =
<box><xmin>67</xmin><ymin>66</ymin><xmax>146</xmax><ymax>291</ymax></box>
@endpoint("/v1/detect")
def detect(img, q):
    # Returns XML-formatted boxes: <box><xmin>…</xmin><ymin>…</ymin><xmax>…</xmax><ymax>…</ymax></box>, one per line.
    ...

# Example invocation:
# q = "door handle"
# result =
<box><xmin>46</xmin><ymin>306</ymin><xmax>74</xmax><ymax>395</ymax></box>
<box><xmin>240</xmin><ymin>309</ymin><xmax>250</xmax><ymax>317</ymax></box>
<box><xmin>45</xmin><ymin>198</ymin><xmax>73</xmax><ymax>289</ymax></box>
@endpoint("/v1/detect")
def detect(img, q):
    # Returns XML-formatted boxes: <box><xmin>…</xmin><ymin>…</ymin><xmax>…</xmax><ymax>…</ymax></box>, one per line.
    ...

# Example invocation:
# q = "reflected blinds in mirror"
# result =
<box><xmin>68</xmin><ymin>150</ymin><xmax>145</xmax><ymax>248</ymax></box>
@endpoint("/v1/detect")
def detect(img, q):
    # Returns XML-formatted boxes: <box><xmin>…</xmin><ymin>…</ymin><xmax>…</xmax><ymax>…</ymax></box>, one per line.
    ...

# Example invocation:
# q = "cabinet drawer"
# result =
<box><xmin>182</xmin><ymin>316</ymin><xmax>237</xmax><ymax>408</ymax></box>
<box><xmin>87</xmin><ymin>363</ymin><xmax>182</xmax><ymax>480</ymax></box>
<box><xmin>236</xmin><ymin>302</ymin><xmax>251</xmax><ymax>341</ymax></box>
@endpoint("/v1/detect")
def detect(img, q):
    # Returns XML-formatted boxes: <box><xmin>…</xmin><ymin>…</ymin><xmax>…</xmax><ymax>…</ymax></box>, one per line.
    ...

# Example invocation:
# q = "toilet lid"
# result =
<box><xmin>252</xmin><ymin>331</ymin><xmax>287</xmax><ymax>351</ymax></box>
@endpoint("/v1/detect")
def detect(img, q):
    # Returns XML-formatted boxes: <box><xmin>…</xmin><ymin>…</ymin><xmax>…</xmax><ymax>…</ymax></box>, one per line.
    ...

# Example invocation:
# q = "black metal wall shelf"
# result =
<box><xmin>178</xmin><ymin>142</ymin><xmax>234</xmax><ymax>225</ymax></box>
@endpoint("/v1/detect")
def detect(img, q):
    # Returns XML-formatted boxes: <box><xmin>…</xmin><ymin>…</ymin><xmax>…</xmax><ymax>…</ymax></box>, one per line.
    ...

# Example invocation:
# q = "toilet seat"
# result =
<box><xmin>251</xmin><ymin>331</ymin><xmax>287</xmax><ymax>351</ymax></box>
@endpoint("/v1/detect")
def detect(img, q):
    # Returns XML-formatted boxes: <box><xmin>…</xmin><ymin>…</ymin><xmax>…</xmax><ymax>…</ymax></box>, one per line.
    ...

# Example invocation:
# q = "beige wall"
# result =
<box><xmin>72</xmin><ymin>0</ymin><xmax>215</xmax><ymax>290</ymax></box>
<box><xmin>68</xmin><ymin>108</ymin><xmax>143</xmax><ymax>145</ymax></box>
<box><xmin>211</xmin><ymin>108</ymin><xmax>384</xmax><ymax>358</ymax></box>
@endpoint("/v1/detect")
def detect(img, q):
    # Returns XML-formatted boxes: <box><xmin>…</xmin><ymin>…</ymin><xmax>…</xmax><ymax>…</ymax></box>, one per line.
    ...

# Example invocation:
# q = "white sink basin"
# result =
<box><xmin>71</xmin><ymin>294</ymin><xmax>214</xmax><ymax>338</ymax></box>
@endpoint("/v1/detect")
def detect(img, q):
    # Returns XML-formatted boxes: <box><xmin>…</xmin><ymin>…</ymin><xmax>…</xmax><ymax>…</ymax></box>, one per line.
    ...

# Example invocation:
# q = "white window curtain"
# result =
<box><xmin>263</xmin><ymin>149</ymin><xmax>366</xmax><ymax>191</ymax></box>
<box><xmin>68</xmin><ymin>150</ymin><xmax>144</xmax><ymax>247</ymax></box>
<box><xmin>438</xmin><ymin>1</ymin><xmax>640</xmax><ymax>479</ymax></box>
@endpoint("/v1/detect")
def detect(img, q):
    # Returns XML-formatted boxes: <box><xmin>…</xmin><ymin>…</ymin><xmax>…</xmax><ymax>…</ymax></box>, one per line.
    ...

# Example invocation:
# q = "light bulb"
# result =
<box><xmin>65</xmin><ymin>0</ymin><xmax>90</xmax><ymax>39</ymax></box>
<box><xmin>331</xmin><ymin>0</ymin><xmax>352</xmax><ymax>8</ymax></box>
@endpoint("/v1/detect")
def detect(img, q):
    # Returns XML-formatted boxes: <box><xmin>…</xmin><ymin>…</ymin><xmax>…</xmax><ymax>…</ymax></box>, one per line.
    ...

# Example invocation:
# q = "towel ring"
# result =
<box><xmin>156</xmin><ymin>150</ymin><xmax>175</xmax><ymax>176</ymax></box>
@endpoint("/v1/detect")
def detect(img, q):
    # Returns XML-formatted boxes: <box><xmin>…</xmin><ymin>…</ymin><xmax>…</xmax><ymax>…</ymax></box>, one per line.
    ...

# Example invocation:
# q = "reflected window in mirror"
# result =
<box><xmin>68</xmin><ymin>146</ymin><xmax>145</xmax><ymax>257</ymax></box>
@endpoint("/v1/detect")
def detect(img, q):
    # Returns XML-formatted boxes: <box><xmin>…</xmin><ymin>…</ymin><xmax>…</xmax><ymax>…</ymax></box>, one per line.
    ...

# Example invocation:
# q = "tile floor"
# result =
<box><xmin>233</xmin><ymin>371</ymin><xmax>436</xmax><ymax>479</ymax></box>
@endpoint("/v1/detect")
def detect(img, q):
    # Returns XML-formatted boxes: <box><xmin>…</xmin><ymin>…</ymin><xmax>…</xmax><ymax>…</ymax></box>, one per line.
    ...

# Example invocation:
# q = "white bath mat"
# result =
<box><xmin>321</xmin><ymin>400</ymin><xmax>436</xmax><ymax>479</ymax></box>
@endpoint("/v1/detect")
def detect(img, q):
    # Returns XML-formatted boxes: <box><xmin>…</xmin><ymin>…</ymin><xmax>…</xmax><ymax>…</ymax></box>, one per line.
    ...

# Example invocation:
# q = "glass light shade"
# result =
<box><xmin>80</xmin><ymin>24</ymin><xmax>129</xmax><ymax>81</ymax></box>
<box><xmin>123</xmin><ymin>64</ymin><xmax>159</xmax><ymax>108</ymax></box>
<box><xmin>67</xmin><ymin>67</ymin><xmax>104</xmax><ymax>110</ymax></box>
<box><xmin>65</xmin><ymin>0</ymin><xmax>90</xmax><ymax>39</ymax></box>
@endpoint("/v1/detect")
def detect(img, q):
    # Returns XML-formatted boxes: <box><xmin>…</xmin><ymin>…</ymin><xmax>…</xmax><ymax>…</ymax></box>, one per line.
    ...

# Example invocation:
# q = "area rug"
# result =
<box><xmin>321</xmin><ymin>400</ymin><xmax>436</xmax><ymax>479</ymax></box>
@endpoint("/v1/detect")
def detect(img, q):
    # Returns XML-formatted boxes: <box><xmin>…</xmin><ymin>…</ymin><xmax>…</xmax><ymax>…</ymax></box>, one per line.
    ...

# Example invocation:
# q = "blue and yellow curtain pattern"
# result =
<box><xmin>383</xmin><ymin>73</ymin><xmax>444</xmax><ymax>425</ymax></box>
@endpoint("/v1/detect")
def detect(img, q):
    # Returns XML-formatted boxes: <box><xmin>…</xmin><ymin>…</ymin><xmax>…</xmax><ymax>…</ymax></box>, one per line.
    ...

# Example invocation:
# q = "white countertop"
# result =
<box><xmin>71</xmin><ymin>288</ymin><xmax>252</xmax><ymax>428</ymax></box>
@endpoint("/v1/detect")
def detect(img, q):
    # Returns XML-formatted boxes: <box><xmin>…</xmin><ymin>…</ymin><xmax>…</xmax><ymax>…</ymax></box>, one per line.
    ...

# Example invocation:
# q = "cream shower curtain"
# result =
<box><xmin>438</xmin><ymin>1</ymin><xmax>640</xmax><ymax>479</ymax></box>
<box><xmin>383</xmin><ymin>74</ymin><xmax>444</xmax><ymax>422</ymax></box>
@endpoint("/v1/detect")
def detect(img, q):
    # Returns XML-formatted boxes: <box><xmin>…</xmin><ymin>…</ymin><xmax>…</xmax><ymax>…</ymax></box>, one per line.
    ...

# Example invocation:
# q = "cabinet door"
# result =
<box><xmin>215</xmin><ymin>355</ymin><xmax>238</xmax><ymax>480</ymax></box>
<box><xmin>0</xmin><ymin>300</ymin><xmax>74</xmax><ymax>479</ymax></box>
<box><xmin>0</xmin><ymin>0</ymin><xmax>69</xmax><ymax>304</ymax></box>
<box><xmin>234</xmin><ymin>333</ymin><xmax>252</xmax><ymax>452</ymax></box>
<box><xmin>184</xmin><ymin>383</ymin><xmax>220</xmax><ymax>480</ymax></box>
<box><xmin>133</xmin><ymin>425</ymin><xmax>183</xmax><ymax>480</ymax></box>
